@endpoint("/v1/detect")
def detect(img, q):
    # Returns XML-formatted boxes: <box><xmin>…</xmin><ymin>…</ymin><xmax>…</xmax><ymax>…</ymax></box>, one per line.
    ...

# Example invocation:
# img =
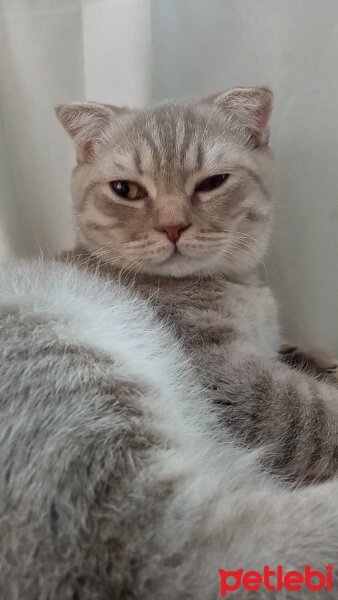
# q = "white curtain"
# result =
<box><xmin>1</xmin><ymin>0</ymin><xmax>338</xmax><ymax>353</ymax></box>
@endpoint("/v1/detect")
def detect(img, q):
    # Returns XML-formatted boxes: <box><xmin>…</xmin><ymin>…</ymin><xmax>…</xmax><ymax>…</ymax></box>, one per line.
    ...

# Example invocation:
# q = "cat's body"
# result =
<box><xmin>2</xmin><ymin>259</ymin><xmax>338</xmax><ymax>599</ymax></box>
<box><xmin>66</xmin><ymin>247</ymin><xmax>338</xmax><ymax>485</ymax></box>
<box><xmin>2</xmin><ymin>87</ymin><xmax>338</xmax><ymax>597</ymax></box>
<box><xmin>54</xmin><ymin>88</ymin><xmax>338</xmax><ymax>485</ymax></box>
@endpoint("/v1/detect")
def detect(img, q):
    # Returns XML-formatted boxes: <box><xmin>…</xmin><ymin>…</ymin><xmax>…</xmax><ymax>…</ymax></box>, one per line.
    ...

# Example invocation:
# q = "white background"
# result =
<box><xmin>0</xmin><ymin>0</ymin><xmax>337</xmax><ymax>352</ymax></box>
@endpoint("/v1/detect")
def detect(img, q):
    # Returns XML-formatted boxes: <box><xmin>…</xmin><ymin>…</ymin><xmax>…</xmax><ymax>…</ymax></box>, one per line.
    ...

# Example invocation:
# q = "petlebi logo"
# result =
<box><xmin>218</xmin><ymin>565</ymin><xmax>333</xmax><ymax>596</ymax></box>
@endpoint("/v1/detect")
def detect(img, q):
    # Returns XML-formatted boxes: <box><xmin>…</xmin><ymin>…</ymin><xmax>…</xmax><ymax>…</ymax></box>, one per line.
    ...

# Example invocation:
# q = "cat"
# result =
<box><xmin>2</xmin><ymin>258</ymin><xmax>338</xmax><ymax>599</ymax></box>
<box><xmin>56</xmin><ymin>86</ymin><xmax>338</xmax><ymax>485</ymax></box>
<box><xmin>279</xmin><ymin>341</ymin><xmax>338</xmax><ymax>378</ymax></box>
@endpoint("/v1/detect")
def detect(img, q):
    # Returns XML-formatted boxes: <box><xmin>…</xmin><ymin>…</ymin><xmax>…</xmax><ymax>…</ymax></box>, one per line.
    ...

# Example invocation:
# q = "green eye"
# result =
<box><xmin>195</xmin><ymin>174</ymin><xmax>229</xmax><ymax>193</ymax></box>
<box><xmin>110</xmin><ymin>180</ymin><xmax>147</xmax><ymax>200</ymax></box>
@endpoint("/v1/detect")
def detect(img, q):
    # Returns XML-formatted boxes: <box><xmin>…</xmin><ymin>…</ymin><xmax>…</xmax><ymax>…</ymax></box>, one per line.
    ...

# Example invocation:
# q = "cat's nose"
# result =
<box><xmin>157</xmin><ymin>224</ymin><xmax>191</xmax><ymax>244</ymax></box>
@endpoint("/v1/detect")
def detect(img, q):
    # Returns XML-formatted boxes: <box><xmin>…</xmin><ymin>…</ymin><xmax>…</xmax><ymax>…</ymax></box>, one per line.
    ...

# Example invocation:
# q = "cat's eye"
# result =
<box><xmin>195</xmin><ymin>174</ymin><xmax>229</xmax><ymax>193</ymax></box>
<box><xmin>110</xmin><ymin>180</ymin><xmax>147</xmax><ymax>200</ymax></box>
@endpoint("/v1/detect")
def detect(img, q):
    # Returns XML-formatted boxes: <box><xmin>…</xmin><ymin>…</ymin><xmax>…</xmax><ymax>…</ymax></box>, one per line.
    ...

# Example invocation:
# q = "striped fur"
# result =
<box><xmin>57</xmin><ymin>88</ymin><xmax>338</xmax><ymax>485</ymax></box>
<box><xmin>57</xmin><ymin>89</ymin><xmax>274</xmax><ymax>278</ymax></box>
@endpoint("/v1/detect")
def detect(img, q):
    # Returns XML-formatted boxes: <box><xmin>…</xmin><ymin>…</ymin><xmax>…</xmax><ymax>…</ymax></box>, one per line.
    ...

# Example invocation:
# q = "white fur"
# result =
<box><xmin>1</xmin><ymin>259</ymin><xmax>338</xmax><ymax>598</ymax></box>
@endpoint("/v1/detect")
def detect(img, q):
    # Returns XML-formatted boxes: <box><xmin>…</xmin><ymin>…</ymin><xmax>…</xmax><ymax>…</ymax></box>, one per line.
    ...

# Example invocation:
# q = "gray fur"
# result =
<box><xmin>1</xmin><ymin>259</ymin><xmax>338</xmax><ymax>599</ymax></box>
<box><xmin>2</xmin><ymin>88</ymin><xmax>338</xmax><ymax>598</ymax></box>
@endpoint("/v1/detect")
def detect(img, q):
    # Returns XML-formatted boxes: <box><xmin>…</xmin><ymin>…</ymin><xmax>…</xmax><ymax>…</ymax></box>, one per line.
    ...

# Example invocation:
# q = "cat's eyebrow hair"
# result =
<box><xmin>196</xmin><ymin>143</ymin><xmax>204</xmax><ymax>171</ymax></box>
<box><xmin>112</xmin><ymin>161</ymin><xmax>130</xmax><ymax>173</ymax></box>
<box><xmin>133</xmin><ymin>149</ymin><xmax>143</xmax><ymax>175</ymax></box>
<box><xmin>239</xmin><ymin>167</ymin><xmax>270</xmax><ymax>200</ymax></box>
<box><xmin>142</xmin><ymin>130</ymin><xmax>161</xmax><ymax>170</ymax></box>
<box><xmin>178</xmin><ymin>111</ymin><xmax>197</xmax><ymax>165</ymax></box>
<box><xmin>179</xmin><ymin>126</ymin><xmax>193</xmax><ymax>164</ymax></box>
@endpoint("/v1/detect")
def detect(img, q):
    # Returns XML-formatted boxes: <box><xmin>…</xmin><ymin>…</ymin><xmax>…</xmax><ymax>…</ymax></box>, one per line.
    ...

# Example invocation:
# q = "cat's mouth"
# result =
<box><xmin>141</xmin><ymin>241</ymin><xmax>213</xmax><ymax>276</ymax></box>
<box><xmin>149</xmin><ymin>245</ymin><xmax>187</xmax><ymax>267</ymax></box>
<box><xmin>160</xmin><ymin>246</ymin><xmax>181</xmax><ymax>263</ymax></box>
<box><xmin>144</xmin><ymin>240</ymin><xmax>206</xmax><ymax>272</ymax></box>
<box><xmin>161</xmin><ymin>246</ymin><xmax>202</xmax><ymax>265</ymax></box>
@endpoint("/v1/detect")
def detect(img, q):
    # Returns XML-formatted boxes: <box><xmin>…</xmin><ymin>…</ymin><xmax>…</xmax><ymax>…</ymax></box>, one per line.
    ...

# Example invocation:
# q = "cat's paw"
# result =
<box><xmin>279</xmin><ymin>342</ymin><xmax>338</xmax><ymax>382</ymax></box>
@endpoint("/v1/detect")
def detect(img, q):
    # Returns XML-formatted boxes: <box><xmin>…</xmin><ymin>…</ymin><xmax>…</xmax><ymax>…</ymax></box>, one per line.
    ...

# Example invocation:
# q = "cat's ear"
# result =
<box><xmin>55</xmin><ymin>102</ymin><xmax>129</xmax><ymax>163</ymax></box>
<box><xmin>204</xmin><ymin>87</ymin><xmax>273</xmax><ymax>147</ymax></box>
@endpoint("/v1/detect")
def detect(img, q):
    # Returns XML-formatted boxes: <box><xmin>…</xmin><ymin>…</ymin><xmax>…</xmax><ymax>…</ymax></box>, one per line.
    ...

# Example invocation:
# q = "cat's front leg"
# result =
<box><xmin>279</xmin><ymin>342</ymin><xmax>338</xmax><ymax>385</ymax></box>
<box><xmin>206</xmin><ymin>352</ymin><xmax>338</xmax><ymax>485</ymax></box>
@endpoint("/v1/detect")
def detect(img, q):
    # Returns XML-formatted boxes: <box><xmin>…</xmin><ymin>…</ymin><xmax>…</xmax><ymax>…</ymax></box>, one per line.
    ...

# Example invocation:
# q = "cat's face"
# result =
<box><xmin>57</xmin><ymin>88</ymin><xmax>274</xmax><ymax>277</ymax></box>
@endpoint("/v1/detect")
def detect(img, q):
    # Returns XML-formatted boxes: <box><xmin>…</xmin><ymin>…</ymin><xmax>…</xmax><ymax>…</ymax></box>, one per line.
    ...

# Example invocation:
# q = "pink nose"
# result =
<box><xmin>157</xmin><ymin>224</ymin><xmax>191</xmax><ymax>244</ymax></box>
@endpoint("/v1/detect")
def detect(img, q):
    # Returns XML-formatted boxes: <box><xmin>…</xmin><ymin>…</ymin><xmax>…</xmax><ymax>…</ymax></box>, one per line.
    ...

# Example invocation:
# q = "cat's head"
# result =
<box><xmin>56</xmin><ymin>87</ymin><xmax>274</xmax><ymax>277</ymax></box>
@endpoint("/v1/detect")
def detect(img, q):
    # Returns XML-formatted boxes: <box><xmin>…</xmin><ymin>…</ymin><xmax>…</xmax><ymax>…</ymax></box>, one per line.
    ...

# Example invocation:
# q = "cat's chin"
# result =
<box><xmin>140</xmin><ymin>253</ymin><xmax>220</xmax><ymax>278</ymax></box>
<box><xmin>139</xmin><ymin>247</ymin><xmax>263</xmax><ymax>278</ymax></box>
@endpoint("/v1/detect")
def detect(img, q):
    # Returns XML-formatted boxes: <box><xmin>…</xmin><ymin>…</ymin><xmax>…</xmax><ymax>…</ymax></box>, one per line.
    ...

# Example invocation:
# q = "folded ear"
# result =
<box><xmin>205</xmin><ymin>87</ymin><xmax>273</xmax><ymax>147</ymax></box>
<box><xmin>55</xmin><ymin>102</ymin><xmax>129</xmax><ymax>163</ymax></box>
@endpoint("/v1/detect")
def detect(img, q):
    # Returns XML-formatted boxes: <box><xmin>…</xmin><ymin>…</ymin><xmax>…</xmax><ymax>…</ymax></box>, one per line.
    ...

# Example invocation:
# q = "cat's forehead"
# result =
<box><xmin>112</xmin><ymin>102</ymin><xmax>241</xmax><ymax>177</ymax></box>
<box><xmin>134</xmin><ymin>102</ymin><xmax>207</xmax><ymax>143</ymax></box>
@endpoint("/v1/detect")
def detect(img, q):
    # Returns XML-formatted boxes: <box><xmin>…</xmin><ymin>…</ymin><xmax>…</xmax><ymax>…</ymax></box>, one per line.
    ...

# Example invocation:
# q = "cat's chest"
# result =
<box><xmin>138</xmin><ymin>277</ymin><xmax>280</xmax><ymax>358</ymax></box>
